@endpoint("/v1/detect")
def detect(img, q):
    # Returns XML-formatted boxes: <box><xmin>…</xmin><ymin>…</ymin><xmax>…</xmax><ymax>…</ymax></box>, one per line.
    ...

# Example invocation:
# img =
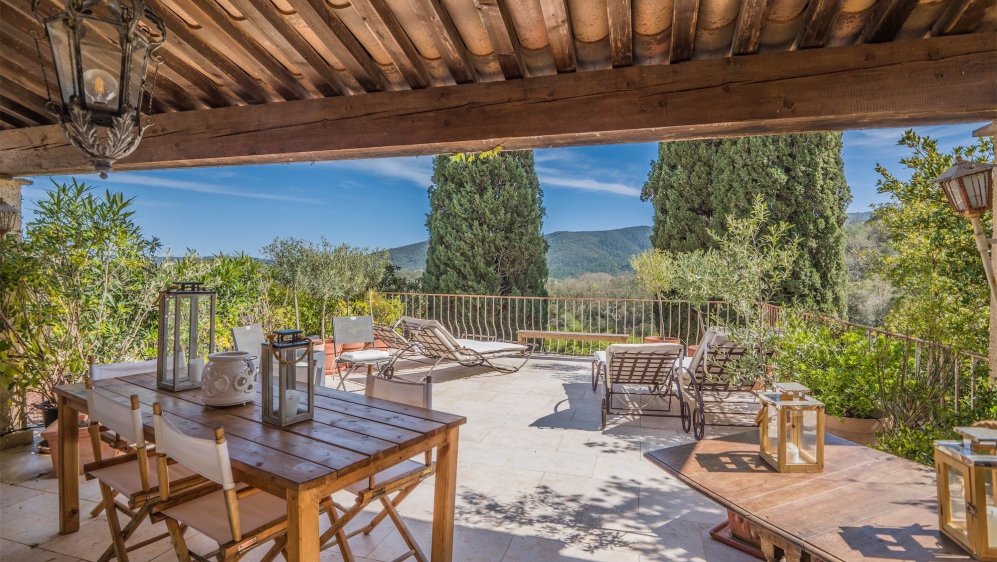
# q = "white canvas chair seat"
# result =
<box><xmin>340</xmin><ymin>349</ymin><xmax>392</xmax><ymax>363</ymax></box>
<box><xmin>344</xmin><ymin>459</ymin><xmax>425</xmax><ymax>494</ymax></box>
<box><xmin>160</xmin><ymin>484</ymin><xmax>287</xmax><ymax>544</ymax></box>
<box><xmin>90</xmin><ymin>458</ymin><xmax>197</xmax><ymax>498</ymax></box>
<box><xmin>455</xmin><ymin>338</ymin><xmax>527</xmax><ymax>355</ymax></box>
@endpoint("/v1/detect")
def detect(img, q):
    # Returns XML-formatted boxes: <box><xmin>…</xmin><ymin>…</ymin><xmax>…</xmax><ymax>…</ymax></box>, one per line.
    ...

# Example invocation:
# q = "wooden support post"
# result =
<box><xmin>431</xmin><ymin>426</ymin><xmax>459</xmax><ymax>562</ymax></box>
<box><xmin>57</xmin><ymin>395</ymin><xmax>80</xmax><ymax>534</ymax></box>
<box><xmin>286</xmin><ymin>488</ymin><xmax>320</xmax><ymax>562</ymax></box>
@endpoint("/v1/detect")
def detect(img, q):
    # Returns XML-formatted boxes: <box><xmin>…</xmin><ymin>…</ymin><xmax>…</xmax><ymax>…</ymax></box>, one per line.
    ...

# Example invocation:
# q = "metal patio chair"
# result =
<box><xmin>592</xmin><ymin>343</ymin><xmax>686</xmax><ymax>429</ymax></box>
<box><xmin>331</xmin><ymin>315</ymin><xmax>393</xmax><ymax>390</ymax></box>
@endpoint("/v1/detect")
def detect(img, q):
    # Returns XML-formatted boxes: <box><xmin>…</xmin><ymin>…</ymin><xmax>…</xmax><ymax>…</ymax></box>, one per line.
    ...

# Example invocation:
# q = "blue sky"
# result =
<box><xmin>22</xmin><ymin>122</ymin><xmax>987</xmax><ymax>256</ymax></box>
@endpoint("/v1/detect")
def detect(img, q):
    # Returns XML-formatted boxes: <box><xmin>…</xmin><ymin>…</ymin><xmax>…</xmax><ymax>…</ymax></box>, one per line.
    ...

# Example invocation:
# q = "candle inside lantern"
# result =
<box><xmin>988</xmin><ymin>505</ymin><xmax>997</xmax><ymax>548</ymax></box>
<box><xmin>785</xmin><ymin>442</ymin><xmax>802</xmax><ymax>464</ymax></box>
<box><xmin>189</xmin><ymin>357</ymin><xmax>204</xmax><ymax>384</ymax></box>
<box><xmin>283</xmin><ymin>390</ymin><xmax>300</xmax><ymax>414</ymax></box>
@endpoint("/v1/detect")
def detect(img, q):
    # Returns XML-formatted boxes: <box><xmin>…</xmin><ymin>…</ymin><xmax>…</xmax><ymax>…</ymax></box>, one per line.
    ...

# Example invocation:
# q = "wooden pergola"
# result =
<box><xmin>0</xmin><ymin>0</ymin><xmax>995</xmax><ymax>176</ymax></box>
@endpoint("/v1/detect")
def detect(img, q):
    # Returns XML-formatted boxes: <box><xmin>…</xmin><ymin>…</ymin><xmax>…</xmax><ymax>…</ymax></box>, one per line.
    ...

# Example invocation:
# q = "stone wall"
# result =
<box><xmin>0</xmin><ymin>177</ymin><xmax>28</xmax><ymax>237</ymax></box>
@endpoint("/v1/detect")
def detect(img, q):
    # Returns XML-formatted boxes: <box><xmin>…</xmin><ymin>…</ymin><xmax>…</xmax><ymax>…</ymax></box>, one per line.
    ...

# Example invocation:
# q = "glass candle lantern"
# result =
<box><xmin>157</xmin><ymin>282</ymin><xmax>215</xmax><ymax>392</ymax></box>
<box><xmin>935</xmin><ymin>427</ymin><xmax>997</xmax><ymax>561</ymax></box>
<box><xmin>756</xmin><ymin>386</ymin><xmax>824</xmax><ymax>473</ymax></box>
<box><xmin>261</xmin><ymin>329</ymin><xmax>316</xmax><ymax>427</ymax></box>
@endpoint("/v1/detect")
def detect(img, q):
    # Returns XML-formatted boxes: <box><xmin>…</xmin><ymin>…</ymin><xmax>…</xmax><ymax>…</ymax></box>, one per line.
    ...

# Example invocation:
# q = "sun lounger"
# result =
<box><xmin>396</xmin><ymin>316</ymin><xmax>533</xmax><ymax>378</ymax></box>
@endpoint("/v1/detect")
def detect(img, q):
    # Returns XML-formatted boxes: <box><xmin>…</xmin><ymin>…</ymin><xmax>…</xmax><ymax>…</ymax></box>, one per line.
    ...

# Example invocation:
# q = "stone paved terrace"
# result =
<box><xmin>0</xmin><ymin>355</ymin><xmax>757</xmax><ymax>562</ymax></box>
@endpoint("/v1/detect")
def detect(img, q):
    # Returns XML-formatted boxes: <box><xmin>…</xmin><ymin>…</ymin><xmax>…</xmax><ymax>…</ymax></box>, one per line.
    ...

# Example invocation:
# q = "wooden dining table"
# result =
<box><xmin>53</xmin><ymin>373</ymin><xmax>465</xmax><ymax>562</ymax></box>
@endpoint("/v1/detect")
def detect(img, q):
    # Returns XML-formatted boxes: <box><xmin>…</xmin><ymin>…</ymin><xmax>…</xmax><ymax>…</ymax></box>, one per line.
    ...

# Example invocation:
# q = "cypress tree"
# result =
<box><xmin>422</xmin><ymin>151</ymin><xmax>549</xmax><ymax>296</ymax></box>
<box><xmin>642</xmin><ymin>133</ymin><xmax>851</xmax><ymax>313</ymax></box>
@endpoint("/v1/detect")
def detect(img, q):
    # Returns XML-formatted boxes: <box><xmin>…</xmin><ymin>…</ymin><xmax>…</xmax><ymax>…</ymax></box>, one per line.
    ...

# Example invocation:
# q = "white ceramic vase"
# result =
<box><xmin>201</xmin><ymin>351</ymin><xmax>257</xmax><ymax>407</ymax></box>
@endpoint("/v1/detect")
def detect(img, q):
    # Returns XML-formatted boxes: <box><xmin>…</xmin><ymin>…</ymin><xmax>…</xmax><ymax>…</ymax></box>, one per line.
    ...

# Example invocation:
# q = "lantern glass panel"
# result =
<box><xmin>78</xmin><ymin>16</ymin><xmax>123</xmax><ymax>113</ymax></box>
<box><xmin>965</xmin><ymin>171</ymin><xmax>994</xmax><ymax>211</ymax></box>
<box><xmin>799</xmin><ymin>409</ymin><xmax>818</xmax><ymax>464</ymax></box>
<box><xmin>947</xmin><ymin>464</ymin><xmax>970</xmax><ymax>538</ymax></box>
<box><xmin>765</xmin><ymin>405</ymin><xmax>779</xmax><ymax>459</ymax></box>
<box><xmin>125</xmin><ymin>33</ymin><xmax>150</xmax><ymax>109</ymax></box>
<box><xmin>46</xmin><ymin>18</ymin><xmax>77</xmax><ymax>104</ymax></box>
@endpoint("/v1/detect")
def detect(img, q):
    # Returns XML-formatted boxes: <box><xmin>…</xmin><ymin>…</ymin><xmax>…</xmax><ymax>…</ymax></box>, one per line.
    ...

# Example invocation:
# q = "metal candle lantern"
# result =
<box><xmin>934</xmin><ymin>157</ymin><xmax>997</xmax><ymax>300</ymax></box>
<box><xmin>157</xmin><ymin>282</ymin><xmax>216</xmax><ymax>392</ymax></box>
<box><xmin>756</xmin><ymin>385</ymin><xmax>824</xmax><ymax>473</ymax></box>
<box><xmin>935</xmin><ymin>427</ymin><xmax>997</xmax><ymax>561</ymax></box>
<box><xmin>261</xmin><ymin>330</ymin><xmax>315</xmax><ymax>427</ymax></box>
<box><xmin>31</xmin><ymin>0</ymin><xmax>167</xmax><ymax>178</ymax></box>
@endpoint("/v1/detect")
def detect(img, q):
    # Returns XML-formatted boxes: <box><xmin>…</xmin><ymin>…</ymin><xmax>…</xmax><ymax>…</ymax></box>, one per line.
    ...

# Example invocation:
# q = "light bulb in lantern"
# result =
<box><xmin>83</xmin><ymin>68</ymin><xmax>119</xmax><ymax>106</ymax></box>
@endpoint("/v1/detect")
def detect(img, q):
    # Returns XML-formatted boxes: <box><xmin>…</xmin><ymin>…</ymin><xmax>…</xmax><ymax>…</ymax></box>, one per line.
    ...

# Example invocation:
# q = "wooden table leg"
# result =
<box><xmin>57</xmin><ymin>395</ymin><xmax>80</xmax><ymax>534</ymax></box>
<box><xmin>432</xmin><ymin>427</ymin><xmax>460</xmax><ymax>562</ymax></box>
<box><xmin>286</xmin><ymin>488</ymin><xmax>320</xmax><ymax>562</ymax></box>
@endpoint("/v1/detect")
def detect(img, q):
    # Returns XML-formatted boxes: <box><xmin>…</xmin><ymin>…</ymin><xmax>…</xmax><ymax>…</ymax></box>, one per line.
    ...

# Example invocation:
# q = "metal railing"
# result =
<box><xmin>382</xmin><ymin>292</ymin><xmax>990</xmax><ymax>412</ymax></box>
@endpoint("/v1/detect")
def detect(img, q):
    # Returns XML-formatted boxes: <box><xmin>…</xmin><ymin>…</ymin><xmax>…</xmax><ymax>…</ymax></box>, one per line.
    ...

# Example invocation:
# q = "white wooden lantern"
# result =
<box><xmin>261</xmin><ymin>329</ymin><xmax>315</xmax><ymax>427</ymax></box>
<box><xmin>756</xmin><ymin>385</ymin><xmax>824</xmax><ymax>473</ymax></box>
<box><xmin>157</xmin><ymin>282</ymin><xmax>215</xmax><ymax>392</ymax></box>
<box><xmin>935</xmin><ymin>427</ymin><xmax>997</xmax><ymax>561</ymax></box>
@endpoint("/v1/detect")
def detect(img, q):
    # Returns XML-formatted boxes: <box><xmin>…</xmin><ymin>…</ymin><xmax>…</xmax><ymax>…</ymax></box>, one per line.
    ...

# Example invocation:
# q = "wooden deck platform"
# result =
<box><xmin>646</xmin><ymin>430</ymin><xmax>971</xmax><ymax>562</ymax></box>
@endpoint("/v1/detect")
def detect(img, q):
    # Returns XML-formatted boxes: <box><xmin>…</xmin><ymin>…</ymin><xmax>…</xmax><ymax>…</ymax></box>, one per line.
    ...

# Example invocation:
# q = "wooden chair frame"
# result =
<box><xmin>151</xmin><ymin>404</ymin><xmax>289</xmax><ymax>562</ymax></box>
<box><xmin>83</xmin><ymin>377</ymin><xmax>208</xmax><ymax>562</ymax></box>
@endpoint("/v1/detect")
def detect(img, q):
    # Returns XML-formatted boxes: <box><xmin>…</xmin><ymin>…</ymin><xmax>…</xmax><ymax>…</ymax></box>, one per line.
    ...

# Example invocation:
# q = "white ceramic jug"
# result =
<box><xmin>201</xmin><ymin>351</ymin><xmax>257</xmax><ymax>407</ymax></box>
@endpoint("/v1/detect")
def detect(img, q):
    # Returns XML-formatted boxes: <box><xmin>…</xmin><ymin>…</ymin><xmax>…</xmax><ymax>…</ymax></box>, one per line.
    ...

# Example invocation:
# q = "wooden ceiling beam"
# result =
<box><xmin>538</xmin><ymin>0</ymin><xmax>576</xmax><ymax>72</ymax></box>
<box><xmin>233</xmin><ymin>0</ymin><xmax>349</xmax><ymax>97</ymax></box>
<box><xmin>860</xmin><ymin>0</ymin><xmax>920</xmax><ymax>43</ymax></box>
<box><xmin>606</xmin><ymin>0</ymin><xmax>633</xmax><ymax>67</ymax></box>
<box><xmin>0</xmin><ymin>109</ymin><xmax>33</xmax><ymax>129</ymax></box>
<box><xmin>144</xmin><ymin>0</ymin><xmax>275</xmax><ymax>104</ymax></box>
<box><xmin>409</xmin><ymin>0</ymin><xmax>477</xmax><ymax>83</ymax></box>
<box><xmin>670</xmin><ymin>0</ymin><xmax>701</xmax><ymax>63</ymax></box>
<box><xmin>730</xmin><ymin>0</ymin><xmax>772</xmax><ymax>55</ymax></box>
<box><xmin>3</xmin><ymin>34</ymin><xmax>994</xmax><ymax>176</ymax></box>
<box><xmin>932</xmin><ymin>0</ymin><xmax>992</xmax><ymax>36</ymax></box>
<box><xmin>794</xmin><ymin>0</ymin><xmax>845</xmax><ymax>49</ymax></box>
<box><xmin>476</xmin><ymin>0</ymin><xmax>528</xmax><ymax>79</ymax></box>
<box><xmin>285</xmin><ymin>0</ymin><xmax>390</xmax><ymax>92</ymax></box>
<box><xmin>164</xmin><ymin>0</ymin><xmax>313</xmax><ymax>101</ymax></box>
<box><xmin>355</xmin><ymin>0</ymin><xmax>435</xmax><ymax>88</ymax></box>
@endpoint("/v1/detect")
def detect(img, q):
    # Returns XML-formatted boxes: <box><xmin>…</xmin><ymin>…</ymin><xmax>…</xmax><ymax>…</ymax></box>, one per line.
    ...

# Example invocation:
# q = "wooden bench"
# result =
<box><xmin>515</xmin><ymin>330</ymin><xmax>629</xmax><ymax>344</ymax></box>
<box><xmin>646</xmin><ymin>430</ymin><xmax>971</xmax><ymax>562</ymax></box>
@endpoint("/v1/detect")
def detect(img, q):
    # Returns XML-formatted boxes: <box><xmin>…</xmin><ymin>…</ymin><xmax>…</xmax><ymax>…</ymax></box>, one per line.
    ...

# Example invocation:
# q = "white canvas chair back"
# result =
<box><xmin>604</xmin><ymin>342</ymin><xmax>683</xmax><ymax>369</ymax></box>
<box><xmin>86</xmin><ymin>387</ymin><xmax>146</xmax><ymax>447</ymax></box>
<box><xmin>685</xmin><ymin>329</ymin><xmax>720</xmax><ymax>375</ymax></box>
<box><xmin>333</xmin><ymin>316</ymin><xmax>376</xmax><ymax>346</ymax></box>
<box><xmin>90</xmin><ymin>359</ymin><xmax>158</xmax><ymax>381</ymax></box>
<box><xmin>364</xmin><ymin>372</ymin><xmax>432</xmax><ymax>409</ymax></box>
<box><xmin>153</xmin><ymin>410</ymin><xmax>235</xmax><ymax>491</ymax></box>
<box><xmin>231</xmin><ymin>324</ymin><xmax>265</xmax><ymax>356</ymax></box>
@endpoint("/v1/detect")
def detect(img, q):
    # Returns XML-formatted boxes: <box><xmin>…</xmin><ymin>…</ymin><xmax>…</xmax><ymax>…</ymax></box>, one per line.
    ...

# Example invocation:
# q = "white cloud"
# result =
<box><xmin>846</xmin><ymin>124</ymin><xmax>983</xmax><ymax>149</ymax></box>
<box><xmin>320</xmin><ymin>157</ymin><xmax>433</xmax><ymax>188</ymax></box>
<box><xmin>99</xmin><ymin>174</ymin><xmax>323</xmax><ymax>203</ymax></box>
<box><xmin>537</xmin><ymin>167</ymin><xmax>641</xmax><ymax>197</ymax></box>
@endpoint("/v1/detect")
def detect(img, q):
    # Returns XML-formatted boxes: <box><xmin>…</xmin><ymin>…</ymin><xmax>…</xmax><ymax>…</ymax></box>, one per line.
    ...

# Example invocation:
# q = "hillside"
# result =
<box><xmin>387</xmin><ymin>225</ymin><xmax>653</xmax><ymax>279</ymax></box>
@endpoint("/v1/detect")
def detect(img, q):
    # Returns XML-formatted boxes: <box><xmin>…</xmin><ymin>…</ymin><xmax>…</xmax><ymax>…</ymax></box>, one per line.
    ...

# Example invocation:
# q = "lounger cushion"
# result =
<box><xmin>340</xmin><ymin>350</ymin><xmax>392</xmax><ymax>363</ymax></box>
<box><xmin>161</xmin><ymin>484</ymin><xmax>287</xmax><ymax>544</ymax></box>
<box><xmin>455</xmin><ymin>339</ymin><xmax>527</xmax><ymax>354</ymax></box>
<box><xmin>593</xmin><ymin>351</ymin><xmax>606</xmax><ymax>365</ymax></box>
<box><xmin>90</xmin><ymin>457</ymin><xmax>197</xmax><ymax>497</ymax></box>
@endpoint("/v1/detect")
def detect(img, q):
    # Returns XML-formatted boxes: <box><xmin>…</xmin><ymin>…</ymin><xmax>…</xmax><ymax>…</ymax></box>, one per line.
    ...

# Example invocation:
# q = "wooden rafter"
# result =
<box><xmin>670</xmin><ymin>0</ymin><xmax>701</xmax><ymax>63</ymax></box>
<box><xmin>234</xmin><ymin>0</ymin><xmax>349</xmax><ymax>97</ymax></box>
<box><xmin>4</xmin><ymin>34</ymin><xmax>993</xmax><ymax>176</ymax></box>
<box><xmin>606</xmin><ymin>0</ymin><xmax>633</xmax><ymax>67</ymax></box>
<box><xmin>286</xmin><ymin>0</ymin><xmax>390</xmax><ymax>92</ymax></box>
<box><xmin>476</xmin><ymin>0</ymin><xmax>528</xmax><ymax>79</ymax></box>
<box><xmin>538</xmin><ymin>0</ymin><xmax>576</xmax><ymax>72</ymax></box>
<box><xmin>730</xmin><ymin>0</ymin><xmax>772</xmax><ymax>55</ymax></box>
<box><xmin>355</xmin><ymin>0</ymin><xmax>435</xmax><ymax>89</ymax></box>
<box><xmin>0</xmin><ymin>78</ymin><xmax>53</xmax><ymax>122</ymax></box>
<box><xmin>409</xmin><ymin>0</ymin><xmax>478</xmax><ymax>83</ymax></box>
<box><xmin>794</xmin><ymin>0</ymin><xmax>845</xmax><ymax>49</ymax></box>
<box><xmin>0</xmin><ymin>96</ymin><xmax>48</xmax><ymax>126</ymax></box>
<box><xmin>860</xmin><ymin>0</ymin><xmax>920</xmax><ymax>43</ymax></box>
<box><xmin>932</xmin><ymin>0</ymin><xmax>992</xmax><ymax>36</ymax></box>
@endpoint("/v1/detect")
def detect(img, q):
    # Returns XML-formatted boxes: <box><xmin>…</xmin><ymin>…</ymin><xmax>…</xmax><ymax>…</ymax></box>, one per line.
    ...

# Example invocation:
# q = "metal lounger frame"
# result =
<box><xmin>596</xmin><ymin>350</ymin><xmax>686</xmax><ymax>429</ymax></box>
<box><xmin>399</xmin><ymin>323</ymin><xmax>534</xmax><ymax>379</ymax></box>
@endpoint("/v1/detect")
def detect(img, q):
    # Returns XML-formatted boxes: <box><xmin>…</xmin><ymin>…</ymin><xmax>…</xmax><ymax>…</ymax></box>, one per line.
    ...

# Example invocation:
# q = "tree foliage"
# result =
<box><xmin>873</xmin><ymin>130</ymin><xmax>994</xmax><ymax>353</ymax></box>
<box><xmin>642</xmin><ymin>133</ymin><xmax>851</xmax><ymax>313</ymax></box>
<box><xmin>423</xmin><ymin>151</ymin><xmax>549</xmax><ymax>296</ymax></box>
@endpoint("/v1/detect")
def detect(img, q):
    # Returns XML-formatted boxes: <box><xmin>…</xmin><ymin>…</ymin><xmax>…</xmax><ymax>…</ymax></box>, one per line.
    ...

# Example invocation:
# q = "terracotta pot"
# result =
<box><xmin>726</xmin><ymin>509</ymin><xmax>761</xmax><ymax>546</ymax></box>
<box><xmin>643</xmin><ymin>336</ymin><xmax>682</xmax><ymax>345</ymax></box>
<box><xmin>824</xmin><ymin>414</ymin><xmax>887</xmax><ymax>446</ymax></box>
<box><xmin>40</xmin><ymin>418</ymin><xmax>119</xmax><ymax>476</ymax></box>
<box><xmin>687</xmin><ymin>345</ymin><xmax>699</xmax><ymax>357</ymax></box>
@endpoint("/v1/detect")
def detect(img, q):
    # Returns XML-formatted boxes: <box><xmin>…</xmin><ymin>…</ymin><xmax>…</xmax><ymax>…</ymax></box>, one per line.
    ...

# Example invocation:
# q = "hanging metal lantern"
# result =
<box><xmin>934</xmin><ymin>157</ymin><xmax>997</xmax><ymax>299</ymax></box>
<box><xmin>157</xmin><ymin>282</ymin><xmax>216</xmax><ymax>392</ymax></box>
<box><xmin>0</xmin><ymin>199</ymin><xmax>19</xmax><ymax>239</ymax></box>
<box><xmin>31</xmin><ymin>0</ymin><xmax>167</xmax><ymax>178</ymax></box>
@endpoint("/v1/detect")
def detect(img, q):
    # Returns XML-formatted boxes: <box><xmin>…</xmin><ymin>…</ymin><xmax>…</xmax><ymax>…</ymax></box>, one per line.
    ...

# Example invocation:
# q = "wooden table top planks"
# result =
<box><xmin>54</xmin><ymin>372</ymin><xmax>466</xmax><ymax>561</ymax></box>
<box><xmin>645</xmin><ymin>430</ymin><xmax>972</xmax><ymax>562</ymax></box>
